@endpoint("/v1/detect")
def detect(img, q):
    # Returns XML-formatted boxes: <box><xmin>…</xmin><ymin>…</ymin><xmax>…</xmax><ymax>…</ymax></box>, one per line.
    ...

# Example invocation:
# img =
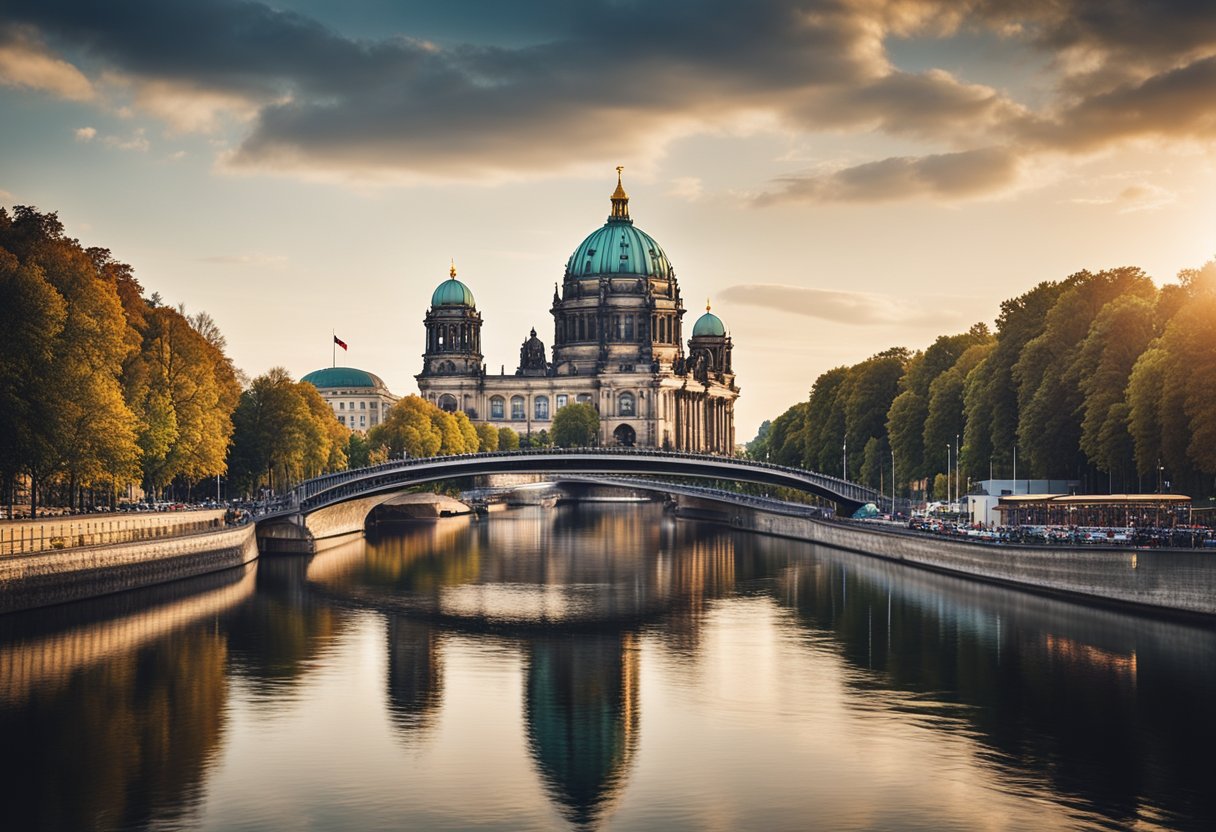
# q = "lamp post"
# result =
<box><xmin>955</xmin><ymin>433</ymin><xmax>960</xmax><ymax>516</ymax></box>
<box><xmin>946</xmin><ymin>442</ymin><xmax>951</xmax><ymax>512</ymax></box>
<box><xmin>891</xmin><ymin>448</ymin><xmax>896</xmax><ymax>517</ymax></box>
<box><xmin>843</xmin><ymin>440</ymin><xmax>847</xmax><ymax>481</ymax></box>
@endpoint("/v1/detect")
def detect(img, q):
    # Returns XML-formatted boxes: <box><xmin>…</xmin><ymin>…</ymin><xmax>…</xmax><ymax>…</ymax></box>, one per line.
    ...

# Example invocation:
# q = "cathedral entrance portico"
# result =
<box><xmin>613</xmin><ymin>424</ymin><xmax>637</xmax><ymax>447</ymax></box>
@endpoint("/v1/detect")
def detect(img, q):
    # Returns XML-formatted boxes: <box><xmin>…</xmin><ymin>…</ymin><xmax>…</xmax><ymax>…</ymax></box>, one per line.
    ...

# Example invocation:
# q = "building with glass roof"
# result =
<box><xmin>416</xmin><ymin>170</ymin><xmax>739</xmax><ymax>452</ymax></box>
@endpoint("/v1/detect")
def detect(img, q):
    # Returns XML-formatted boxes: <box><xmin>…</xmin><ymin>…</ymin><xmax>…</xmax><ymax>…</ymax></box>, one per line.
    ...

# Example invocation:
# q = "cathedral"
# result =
<box><xmin>415</xmin><ymin>171</ymin><xmax>739</xmax><ymax>453</ymax></box>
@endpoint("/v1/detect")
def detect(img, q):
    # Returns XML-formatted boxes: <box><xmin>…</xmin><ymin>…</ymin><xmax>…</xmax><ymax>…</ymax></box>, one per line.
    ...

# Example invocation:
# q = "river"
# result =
<box><xmin>1</xmin><ymin>503</ymin><xmax>1213</xmax><ymax>831</ymax></box>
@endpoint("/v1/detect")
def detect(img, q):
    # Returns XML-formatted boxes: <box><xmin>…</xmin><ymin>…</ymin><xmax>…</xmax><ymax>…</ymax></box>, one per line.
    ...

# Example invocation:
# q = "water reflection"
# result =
<box><xmin>525</xmin><ymin>634</ymin><xmax>639</xmax><ymax>828</ymax></box>
<box><xmin>0</xmin><ymin>563</ymin><xmax>255</xmax><ymax>831</ymax></box>
<box><xmin>386</xmin><ymin>616</ymin><xmax>444</xmax><ymax>737</ymax></box>
<box><xmin>0</xmin><ymin>504</ymin><xmax>1213</xmax><ymax>831</ymax></box>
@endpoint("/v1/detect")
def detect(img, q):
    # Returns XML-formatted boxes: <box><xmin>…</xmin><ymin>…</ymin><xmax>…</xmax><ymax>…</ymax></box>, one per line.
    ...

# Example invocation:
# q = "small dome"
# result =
<box><xmin>431</xmin><ymin>276</ymin><xmax>476</xmax><ymax>308</ymax></box>
<box><xmin>692</xmin><ymin>307</ymin><xmax>726</xmax><ymax>337</ymax></box>
<box><xmin>301</xmin><ymin>367</ymin><xmax>388</xmax><ymax>390</ymax></box>
<box><xmin>431</xmin><ymin>262</ymin><xmax>475</xmax><ymax>308</ymax></box>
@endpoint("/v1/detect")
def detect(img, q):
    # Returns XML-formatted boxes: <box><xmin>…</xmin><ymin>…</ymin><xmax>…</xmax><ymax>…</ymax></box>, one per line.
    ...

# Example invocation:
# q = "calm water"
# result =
<box><xmin>1</xmin><ymin>504</ymin><xmax>1214</xmax><ymax>831</ymax></box>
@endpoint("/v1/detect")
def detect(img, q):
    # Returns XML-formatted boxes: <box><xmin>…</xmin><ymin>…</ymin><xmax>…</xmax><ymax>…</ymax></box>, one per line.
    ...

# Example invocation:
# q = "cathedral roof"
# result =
<box><xmin>302</xmin><ymin>367</ymin><xmax>388</xmax><ymax>390</ymax></box>
<box><xmin>691</xmin><ymin>303</ymin><xmax>726</xmax><ymax>337</ymax></box>
<box><xmin>565</xmin><ymin>170</ymin><xmax>673</xmax><ymax>279</ymax></box>
<box><xmin>431</xmin><ymin>262</ymin><xmax>476</xmax><ymax>308</ymax></box>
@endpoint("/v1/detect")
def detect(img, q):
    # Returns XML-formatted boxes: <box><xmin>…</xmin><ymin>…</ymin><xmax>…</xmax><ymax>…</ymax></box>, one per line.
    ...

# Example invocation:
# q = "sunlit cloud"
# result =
<box><xmin>719</xmin><ymin>283</ymin><xmax>973</xmax><ymax>327</ymax></box>
<box><xmin>1069</xmin><ymin>182</ymin><xmax>1177</xmax><ymax>214</ymax></box>
<box><xmin>0</xmin><ymin>27</ymin><xmax>93</xmax><ymax>101</ymax></box>
<box><xmin>74</xmin><ymin>126</ymin><xmax>96</xmax><ymax>142</ymax></box>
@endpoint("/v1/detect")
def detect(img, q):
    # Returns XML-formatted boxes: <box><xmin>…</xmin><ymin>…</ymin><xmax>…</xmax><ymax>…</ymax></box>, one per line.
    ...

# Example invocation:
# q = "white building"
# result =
<box><xmin>301</xmin><ymin>367</ymin><xmax>398</xmax><ymax>433</ymax></box>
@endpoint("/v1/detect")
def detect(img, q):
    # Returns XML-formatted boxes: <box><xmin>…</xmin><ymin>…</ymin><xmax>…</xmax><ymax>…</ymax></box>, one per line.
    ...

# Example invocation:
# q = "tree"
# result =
<box><xmin>368</xmin><ymin>396</ymin><xmax>443</xmax><ymax>459</ymax></box>
<box><xmin>475</xmin><ymin>423</ymin><xmax>499</xmax><ymax>452</ymax></box>
<box><xmin>745</xmin><ymin>419</ymin><xmax>771</xmax><ymax>460</ymax></box>
<box><xmin>1015</xmin><ymin>268</ymin><xmax>1154</xmax><ymax>478</ymax></box>
<box><xmin>1075</xmin><ymin>295</ymin><xmax>1157</xmax><ymax>487</ymax></box>
<box><xmin>552</xmin><ymin>403</ymin><xmax>599</xmax><ymax>447</ymax></box>
<box><xmin>498</xmin><ymin>426</ymin><xmax>521</xmax><ymax>451</ymax></box>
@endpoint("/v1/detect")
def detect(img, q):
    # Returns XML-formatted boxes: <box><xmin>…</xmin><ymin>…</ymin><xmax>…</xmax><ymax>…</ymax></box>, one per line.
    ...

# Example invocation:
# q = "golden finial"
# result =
<box><xmin>610</xmin><ymin>165</ymin><xmax>630</xmax><ymax>220</ymax></box>
<box><xmin>706</xmin><ymin>298</ymin><xmax>712</xmax><ymax>312</ymax></box>
<box><xmin>449</xmin><ymin>258</ymin><xmax>457</xmax><ymax>279</ymax></box>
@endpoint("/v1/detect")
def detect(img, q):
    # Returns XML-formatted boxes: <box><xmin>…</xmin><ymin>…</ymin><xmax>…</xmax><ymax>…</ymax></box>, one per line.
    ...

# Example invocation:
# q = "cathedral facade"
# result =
<box><xmin>416</xmin><ymin>172</ymin><xmax>739</xmax><ymax>453</ymax></box>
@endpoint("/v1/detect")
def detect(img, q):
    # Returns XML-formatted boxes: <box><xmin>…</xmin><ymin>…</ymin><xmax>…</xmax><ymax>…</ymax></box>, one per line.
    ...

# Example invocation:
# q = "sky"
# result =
<box><xmin>2</xmin><ymin>0</ymin><xmax>1215</xmax><ymax>440</ymax></box>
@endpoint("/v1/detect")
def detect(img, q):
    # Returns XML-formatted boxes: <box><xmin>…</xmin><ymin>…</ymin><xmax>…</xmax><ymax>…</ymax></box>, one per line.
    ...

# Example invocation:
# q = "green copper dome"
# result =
<box><xmin>301</xmin><ymin>367</ymin><xmax>387</xmax><ymax>389</ymax></box>
<box><xmin>566</xmin><ymin>171</ymin><xmax>673</xmax><ymax>279</ymax></box>
<box><xmin>567</xmin><ymin>222</ymin><xmax>673</xmax><ymax>279</ymax></box>
<box><xmin>431</xmin><ymin>275</ymin><xmax>476</xmax><ymax>308</ymax></box>
<box><xmin>692</xmin><ymin>309</ymin><xmax>726</xmax><ymax>337</ymax></box>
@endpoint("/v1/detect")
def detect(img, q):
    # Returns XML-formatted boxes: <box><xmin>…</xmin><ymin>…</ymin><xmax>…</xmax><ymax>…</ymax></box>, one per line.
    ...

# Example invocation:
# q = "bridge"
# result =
<box><xmin>255</xmin><ymin>449</ymin><xmax>881</xmax><ymax>553</ymax></box>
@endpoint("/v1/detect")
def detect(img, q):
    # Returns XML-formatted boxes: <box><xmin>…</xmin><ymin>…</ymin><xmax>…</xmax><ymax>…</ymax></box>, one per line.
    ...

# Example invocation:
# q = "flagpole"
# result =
<box><xmin>332</xmin><ymin>329</ymin><xmax>335</xmax><ymax>368</ymax></box>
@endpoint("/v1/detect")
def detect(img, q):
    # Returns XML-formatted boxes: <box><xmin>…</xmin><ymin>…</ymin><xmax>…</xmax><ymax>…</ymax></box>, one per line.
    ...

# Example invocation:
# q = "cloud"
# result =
<box><xmin>74</xmin><ymin>125</ymin><xmax>96</xmax><ymax>142</ymax></box>
<box><xmin>0</xmin><ymin>27</ymin><xmax>93</xmax><ymax>100</ymax></box>
<box><xmin>103</xmin><ymin>127</ymin><xmax>149</xmax><ymax>152</ymax></box>
<box><xmin>756</xmin><ymin>147</ymin><xmax>1022</xmax><ymax>204</ymax></box>
<box><xmin>1069</xmin><ymin>182</ymin><xmax>1176</xmax><ymax>213</ymax></box>
<box><xmin>3</xmin><ymin>0</ymin><xmax>1216</xmax><ymax>199</ymax></box>
<box><xmin>719</xmin><ymin>283</ymin><xmax>971</xmax><ymax>327</ymax></box>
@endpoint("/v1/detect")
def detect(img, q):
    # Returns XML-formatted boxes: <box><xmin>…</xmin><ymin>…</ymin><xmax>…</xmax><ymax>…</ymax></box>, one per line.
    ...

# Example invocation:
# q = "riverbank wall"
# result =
<box><xmin>0</xmin><ymin>524</ymin><xmax>258</xmax><ymax>615</ymax></box>
<box><xmin>673</xmin><ymin>494</ymin><xmax>1216</xmax><ymax>618</ymax></box>
<box><xmin>0</xmin><ymin>510</ymin><xmax>227</xmax><ymax>556</ymax></box>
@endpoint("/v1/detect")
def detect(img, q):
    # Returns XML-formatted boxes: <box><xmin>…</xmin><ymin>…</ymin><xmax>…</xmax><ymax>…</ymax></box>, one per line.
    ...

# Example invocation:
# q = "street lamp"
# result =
<box><xmin>843</xmin><ymin>440</ymin><xmax>847</xmax><ymax>481</ymax></box>
<box><xmin>946</xmin><ymin>442</ymin><xmax>951</xmax><ymax>512</ymax></box>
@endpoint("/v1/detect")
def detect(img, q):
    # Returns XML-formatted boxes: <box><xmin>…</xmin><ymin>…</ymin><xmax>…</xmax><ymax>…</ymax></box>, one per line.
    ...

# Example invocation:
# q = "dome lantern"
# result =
<box><xmin>609</xmin><ymin>165</ymin><xmax>631</xmax><ymax>223</ymax></box>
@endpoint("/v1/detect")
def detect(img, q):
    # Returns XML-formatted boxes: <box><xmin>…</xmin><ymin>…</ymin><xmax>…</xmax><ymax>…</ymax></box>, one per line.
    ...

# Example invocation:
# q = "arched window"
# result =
<box><xmin>490</xmin><ymin>396</ymin><xmax>505</xmax><ymax>419</ymax></box>
<box><xmin>618</xmin><ymin>392</ymin><xmax>635</xmax><ymax>417</ymax></box>
<box><xmin>534</xmin><ymin>396</ymin><xmax>550</xmax><ymax>420</ymax></box>
<box><xmin>576</xmin><ymin>393</ymin><xmax>593</xmax><ymax>405</ymax></box>
<box><xmin>511</xmin><ymin>396</ymin><xmax>526</xmax><ymax>420</ymax></box>
<box><xmin>438</xmin><ymin>394</ymin><xmax>458</xmax><ymax>413</ymax></box>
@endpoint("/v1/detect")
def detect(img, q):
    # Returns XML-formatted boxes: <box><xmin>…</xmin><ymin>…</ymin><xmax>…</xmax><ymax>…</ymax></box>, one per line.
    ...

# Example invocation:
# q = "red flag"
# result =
<box><xmin>333</xmin><ymin>335</ymin><xmax>348</xmax><ymax>351</ymax></box>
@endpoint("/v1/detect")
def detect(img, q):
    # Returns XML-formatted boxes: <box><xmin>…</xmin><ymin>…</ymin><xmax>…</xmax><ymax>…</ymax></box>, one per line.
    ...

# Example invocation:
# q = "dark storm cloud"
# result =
<box><xmin>3</xmin><ymin>0</ymin><xmax>1216</xmax><ymax>196</ymax></box>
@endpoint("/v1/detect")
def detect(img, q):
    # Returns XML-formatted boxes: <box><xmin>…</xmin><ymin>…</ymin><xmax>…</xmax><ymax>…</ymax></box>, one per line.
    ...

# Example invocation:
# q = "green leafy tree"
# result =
<box><xmin>552</xmin><ymin>403</ymin><xmax>599</xmax><ymax>447</ymax></box>
<box><xmin>1015</xmin><ymin>268</ymin><xmax>1155</xmax><ymax>477</ymax></box>
<box><xmin>745</xmin><ymin>419</ymin><xmax>771</xmax><ymax>460</ymax></box>
<box><xmin>1075</xmin><ymin>295</ymin><xmax>1157</xmax><ymax>487</ymax></box>
<box><xmin>498</xmin><ymin>426</ymin><xmax>521</xmax><ymax>451</ymax></box>
<box><xmin>475</xmin><ymin>423</ymin><xmax>500</xmax><ymax>451</ymax></box>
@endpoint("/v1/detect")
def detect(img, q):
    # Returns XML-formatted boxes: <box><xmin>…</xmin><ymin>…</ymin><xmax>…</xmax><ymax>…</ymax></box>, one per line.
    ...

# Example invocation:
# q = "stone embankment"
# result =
<box><xmin>0</xmin><ymin>522</ymin><xmax>257</xmax><ymax>615</ymax></box>
<box><xmin>673</xmin><ymin>494</ymin><xmax>1216</xmax><ymax>618</ymax></box>
<box><xmin>0</xmin><ymin>510</ymin><xmax>227</xmax><ymax>556</ymax></box>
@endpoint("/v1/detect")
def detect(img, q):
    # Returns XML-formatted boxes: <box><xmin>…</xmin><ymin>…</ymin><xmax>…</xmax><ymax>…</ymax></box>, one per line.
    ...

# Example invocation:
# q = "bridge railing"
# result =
<box><xmin>287</xmin><ymin>448</ymin><xmax>881</xmax><ymax>511</ymax></box>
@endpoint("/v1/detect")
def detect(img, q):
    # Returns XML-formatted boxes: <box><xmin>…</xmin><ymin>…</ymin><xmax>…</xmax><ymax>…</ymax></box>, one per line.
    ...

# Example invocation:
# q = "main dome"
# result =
<box><xmin>301</xmin><ymin>367</ymin><xmax>387</xmax><ymax>389</ymax></box>
<box><xmin>567</xmin><ymin>223</ymin><xmax>673</xmax><ymax>279</ymax></box>
<box><xmin>565</xmin><ymin>170</ymin><xmax>673</xmax><ymax>279</ymax></box>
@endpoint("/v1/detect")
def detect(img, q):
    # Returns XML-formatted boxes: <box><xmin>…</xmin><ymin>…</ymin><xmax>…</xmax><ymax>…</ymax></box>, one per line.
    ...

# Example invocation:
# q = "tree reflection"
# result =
<box><xmin>386</xmin><ymin>616</ymin><xmax>444</xmax><ymax>737</ymax></box>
